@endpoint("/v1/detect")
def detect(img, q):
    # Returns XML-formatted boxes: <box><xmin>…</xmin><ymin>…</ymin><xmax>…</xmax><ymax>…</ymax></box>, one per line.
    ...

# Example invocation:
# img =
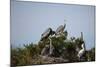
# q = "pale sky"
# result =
<box><xmin>11</xmin><ymin>0</ymin><xmax>95</xmax><ymax>50</ymax></box>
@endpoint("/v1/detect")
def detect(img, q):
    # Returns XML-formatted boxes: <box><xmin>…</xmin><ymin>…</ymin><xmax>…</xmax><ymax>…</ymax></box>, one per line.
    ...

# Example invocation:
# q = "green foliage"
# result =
<box><xmin>11</xmin><ymin>31</ymin><xmax>95</xmax><ymax>66</ymax></box>
<box><xmin>11</xmin><ymin>43</ymin><xmax>40</xmax><ymax>66</ymax></box>
<box><xmin>85</xmin><ymin>47</ymin><xmax>95</xmax><ymax>61</ymax></box>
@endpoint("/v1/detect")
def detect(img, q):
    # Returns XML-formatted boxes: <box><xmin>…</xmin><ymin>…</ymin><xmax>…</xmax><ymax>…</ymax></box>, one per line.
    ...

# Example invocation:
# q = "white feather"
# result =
<box><xmin>77</xmin><ymin>43</ymin><xmax>85</xmax><ymax>58</ymax></box>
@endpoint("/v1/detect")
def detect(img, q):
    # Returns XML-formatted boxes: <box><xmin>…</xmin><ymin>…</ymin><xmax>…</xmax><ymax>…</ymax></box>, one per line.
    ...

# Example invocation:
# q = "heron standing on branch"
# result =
<box><xmin>40</xmin><ymin>27</ymin><xmax>55</xmax><ymax>56</ymax></box>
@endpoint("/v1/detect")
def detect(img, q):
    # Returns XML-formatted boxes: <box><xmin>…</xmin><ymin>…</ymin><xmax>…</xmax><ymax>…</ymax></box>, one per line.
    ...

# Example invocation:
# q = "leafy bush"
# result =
<box><xmin>11</xmin><ymin>31</ymin><xmax>95</xmax><ymax>66</ymax></box>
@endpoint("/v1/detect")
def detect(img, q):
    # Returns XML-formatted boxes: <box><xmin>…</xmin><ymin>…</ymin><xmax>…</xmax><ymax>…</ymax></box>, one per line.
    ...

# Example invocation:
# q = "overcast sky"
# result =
<box><xmin>11</xmin><ymin>0</ymin><xmax>95</xmax><ymax>50</ymax></box>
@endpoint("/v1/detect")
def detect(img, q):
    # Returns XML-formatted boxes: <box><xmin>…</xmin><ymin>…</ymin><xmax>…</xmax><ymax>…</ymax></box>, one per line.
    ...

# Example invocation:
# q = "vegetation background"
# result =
<box><xmin>11</xmin><ymin>31</ymin><xmax>95</xmax><ymax>66</ymax></box>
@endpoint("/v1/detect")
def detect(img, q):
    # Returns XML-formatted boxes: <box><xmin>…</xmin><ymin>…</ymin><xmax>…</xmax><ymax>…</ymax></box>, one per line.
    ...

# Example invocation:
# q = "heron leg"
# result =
<box><xmin>48</xmin><ymin>37</ymin><xmax>54</xmax><ymax>56</ymax></box>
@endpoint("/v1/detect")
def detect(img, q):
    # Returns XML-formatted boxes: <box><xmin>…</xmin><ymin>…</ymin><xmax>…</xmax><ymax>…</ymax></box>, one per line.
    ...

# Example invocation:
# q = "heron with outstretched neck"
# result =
<box><xmin>77</xmin><ymin>32</ymin><xmax>86</xmax><ymax>61</ymax></box>
<box><xmin>77</xmin><ymin>43</ymin><xmax>85</xmax><ymax>59</ymax></box>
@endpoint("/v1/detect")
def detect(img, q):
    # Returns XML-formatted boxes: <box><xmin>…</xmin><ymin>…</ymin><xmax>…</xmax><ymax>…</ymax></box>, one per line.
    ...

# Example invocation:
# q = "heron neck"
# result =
<box><xmin>49</xmin><ymin>38</ymin><xmax>52</xmax><ymax>46</ymax></box>
<box><xmin>81</xmin><ymin>44</ymin><xmax>85</xmax><ymax>50</ymax></box>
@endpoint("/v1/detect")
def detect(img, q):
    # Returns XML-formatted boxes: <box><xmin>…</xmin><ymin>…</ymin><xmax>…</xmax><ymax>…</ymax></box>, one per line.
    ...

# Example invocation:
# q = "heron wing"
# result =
<box><xmin>56</xmin><ymin>25</ymin><xmax>63</xmax><ymax>33</ymax></box>
<box><xmin>42</xmin><ymin>28</ymin><xmax>51</xmax><ymax>37</ymax></box>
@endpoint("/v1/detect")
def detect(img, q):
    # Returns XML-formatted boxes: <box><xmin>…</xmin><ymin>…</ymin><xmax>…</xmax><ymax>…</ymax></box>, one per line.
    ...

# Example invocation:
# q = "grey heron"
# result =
<box><xmin>40</xmin><ymin>28</ymin><xmax>55</xmax><ymax>41</ymax></box>
<box><xmin>40</xmin><ymin>28</ymin><xmax>55</xmax><ymax>56</ymax></box>
<box><xmin>55</xmin><ymin>23</ymin><xmax>66</xmax><ymax>35</ymax></box>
